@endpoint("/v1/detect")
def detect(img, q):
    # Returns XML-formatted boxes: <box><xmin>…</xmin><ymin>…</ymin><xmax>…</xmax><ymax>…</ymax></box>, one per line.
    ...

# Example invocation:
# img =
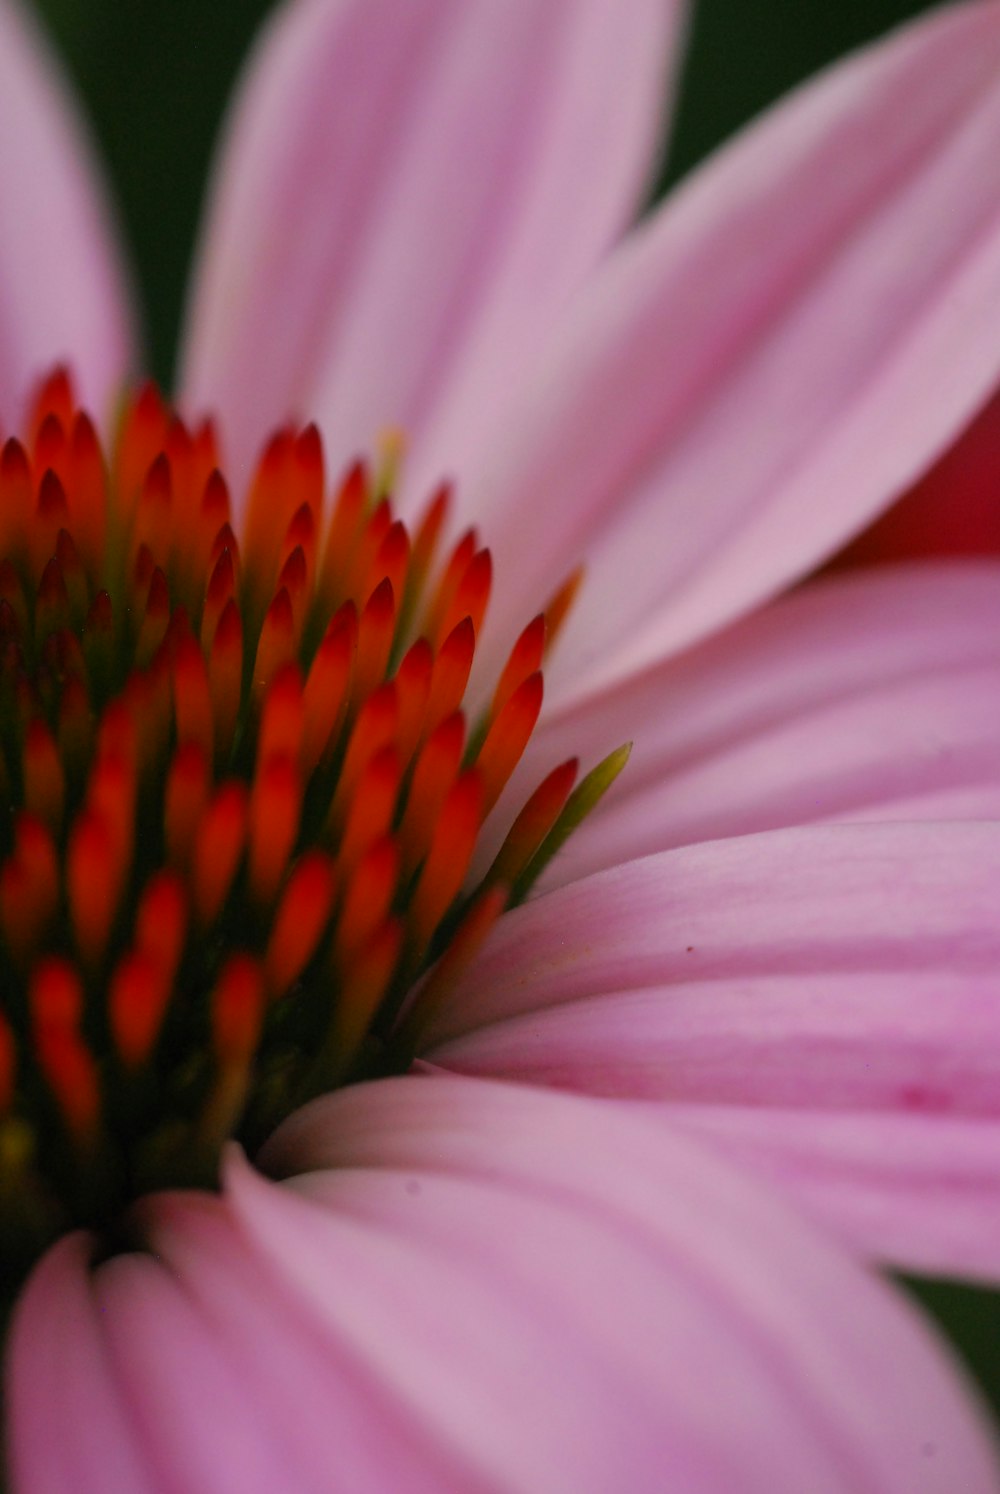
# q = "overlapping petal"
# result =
<box><xmin>179</xmin><ymin>0</ymin><xmax>685</xmax><ymax>488</ymax></box>
<box><xmin>460</xmin><ymin>0</ymin><xmax>1000</xmax><ymax>703</ymax></box>
<box><xmin>160</xmin><ymin>1078</ymin><xmax>1000</xmax><ymax>1492</ymax></box>
<box><xmin>0</xmin><ymin>0</ymin><xmax>133</xmax><ymax>428</ymax></box>
<box><xmin>492</xmin><ymin>563</ymin><xmax>1000</xmax><ymax>886</ymax></box>
<box><xmin>424</xmin><ymin>824</ymin><xmax>1000</xmax><ymax>1279</ymax></box>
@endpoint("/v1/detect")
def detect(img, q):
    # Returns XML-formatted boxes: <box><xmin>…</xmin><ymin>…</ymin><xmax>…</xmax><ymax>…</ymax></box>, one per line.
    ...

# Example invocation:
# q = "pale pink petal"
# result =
<box><xmin>4</xmin><ymin>1235</ymin><xmax>152</xmax><ymax>1494</ymax></box>
<box><xmin>490</xmin><ymin>563</ymin><xmax>1000</xmax><ymax>887</ymax></box>
<box><xmin>257</xmin><ymin>1075</ymin><xmax>999</xmax><ymax>1491</ymax></box>
<box><xmin>666</xmin><ymin>1106</ymin><xmax>1000</xmax><ymax>1283</ymax></box>
<box><xmin>834</xmin><ymin>386</ymin><xmax>1000</xmax><ymax>564</ymax></box>
<box><xmin>463</xmin><ymin>1</ymin><xmax>1000</xmax><ymax>705</ymax></box>
<box><xmin>425</xmin><ymin>824</ymin><xmax>1000</xmax><ymax>1277</ymax></box>
<box><xmin>180</xmin><ymin>0</ymin><xmax>685</xmax><ymax>490</ymax></box>
<box><xmin>0</xmin><ymin>0</ymin><xmax>134</xmax><ymax>428</ymax></box>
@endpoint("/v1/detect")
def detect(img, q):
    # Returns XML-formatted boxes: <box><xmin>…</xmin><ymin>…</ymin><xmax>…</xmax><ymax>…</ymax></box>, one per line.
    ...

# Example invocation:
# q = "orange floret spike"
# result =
<box><xmin>31</xmin><ymin>956</ymin><xmax>100</xmax><ymax>1143</ymax></box>
<box><xmin>281</xmin><ymin>503</ymin><xmax>317</xmax><ymax>597</ymax></box>
<box><xmin>265</xmin><ymin>850</ymin><xmax>337</xmax><ymax>1000</ymax></box>
<box><xmin>408</xmin><ymin>771</ymin><xmax>483</xmax><ymax>954</ymax></box>
<box><xmin>326</xmin><ymin>917</ymin><xmax>402</xmax><ymax>1082</ymax></box>
<box><xmin>67</xmin><ymin>412</ymin><xmax>107</xmax><ymax>567</ymax></box>
<box><xmin>299</xmin><ymin>607</ymin><xmax>355</xmax><ymax>781</ymax></box>
<box><xmin>133</xmin><ymin>451</ymin><xmax>172</xmax><ymax>569</ymax></box>
<box><xmin>29</xmin><ymin>367</ymin><xmax>74</xmax><ymax>444</ymax></box>
<box><xmin>342</xmin><ymin>497</ymin><xmax>392</xmax><ymax>608</ymax></box>
<box><xmin>32</xmin><ymin>469</ymin><xmax>70</xmax><ymax>580</ymax></box>
<box><xmin>328</xmin><ymin>683</ymin><xmax>398</xmax><ymax>835</ymax></box>
<box><xmin>258</xmin><ymin>663</ymin><xmax>304</xmax><ymax>768</ymax></box>
<box><xmin>252</xmin><ymin>588</ymin><xmax>296</xmax><ymax>707</ymax></box>
<box><xmin>338</xmin><ymin>745</ymin><xmax>400</xmax><ymax>878</ymax></box>
<box><xmin>200</xmin><ymin>544</ymin><xmax>237</xmax><ymax>652</ymax></box>
<box><xmin>0</xmin><ymin>814</ymin><xmax>59</xmax><ymax>965</ymax></box>
<box><xmin>395</xmin><ymin>884</ymin><xmax>509</xmax><ymax>1052</ymax></box>
<box><xmin>373</xmin><ymin>520</ymin><xmax>410</xmax><ymax>610</ymax></box>
<box><xmin>474</xmin><ymin>671</ymin><xmax>544</xmax><ymax>818</ymax></box>
<box><xmin>398</xmin><ymin>712</ymin><xmax>465</xmax><ymax>879</ymax></box>
<box><xmin>0</xmin><ymin>439</ymin><xmax>32</xmax><ymax>565</ymax></box>
<box><xmin>109</xmin><ymin>951</ymin><xmax>170</xmax><ymax>1070</ymax></box>
<box><xmin>276</xmin><ymin>544</ymin><xmax>310</xmax><ymax>642</ymax></box>
<box><xmin>68</xmin><ymin>809</ymin><xmax>122</xmax><ymax>969</ymax></box>
<box><xmin>394</xmin><ymin>638</ymin><xmax>433</xmax><ymax>766</ymax></box>
<box><xmin>135</xmin><ymin>870</ymin><xmax>188</xmax><ymax>989</ymax></box>
<box><xmin>490</xmin><ymin>614</ymin><xmax>546</xmax><ymax>727</ymax></box>
<box><xmin>290</xmin><ymin>424</ymin><xmax>324</xmax><ymax>523</ymax></box>
<box><xmin>423</xmin><ymin>528</ymin><xmax>476</xmax><ymax>645</ymax></box>
<box><xmin>248</xmin><ymin>755</ymin><xmax>302</xmax><ymax>906</ymax></box>
<box><xmin>23</xmin><ymin>718</ymin><xmax>66</xmax><ymax>833</ymax></box>
<box><xmin>242</xmin><ymin>429</ymin><xmax>295</xmax><ymax>610</ymax></box>
<box><xmin>543</xmin><ymin>565</ymin><xmax>584</xmax><ymax>656</ymax></box>
<box><xmin>316</xmin><ymin>459</ymin><xmax>369</xmax><ymax>609</ymax></box>
<box><xmin>36</xmin><ymin>557</ymin><xmax>71</xmax><ymax>644</ymax></box>
<box><xmin>55</xmin><ymin>528</ymin><xmax>89</xmax><ymax>627</ymax></box>
<box><xmin>116</xmin><ymin>382</ymin><xmax>168</xmax><ymax>522</ymax></box>
<box><xmin>165</xmin><ymin>741</ymin><xmax>210</xmax><ymax>866</ymax></box>
<box><xmin>208</xmin><ymin>598</ymin><xmax>244</xmax><ymax>762</ymax></box>
<box><xmin>423</xmin><ymin>617</ymin><xmax>475</xmax><ymax>740</ymax></box>
<box><xmin>172</xmin><ymin>633</ymin><xmax>215</xmax><ymax>762</ymax></box>
<box><xmin>192</xmin><ymin>782</ymin><xmax>248</xmax><ymax>927</ymax></box>
<box><xmin>200</xmin><ymin>954</ymin><xmax>265</xmax><ymax>1154</ymax></box>
<box><xmin>353</xmin><ymin>577</ymin><xmax>396</xmax><ymax>705</ymax></box>
<box><xmin>407</xmin><ymin>483</ymin><xmax>450</xmax><ymax>602</ymax></box>
<box><xmin>484</xmin><ymin>758</ymin><xmax>578</xmax><ymax>889</ymax></box>
<box><xmin>333</xmin><ymin>836</ymin><xmax>399</xmax><ymax>965</ymax></box>
<box><xmin>435</xmin><ymin>546</ymin><xmax>491</xmax><ymax>648</ymax></box>
<box><xmin>136</xmin><ymin>566</ymin><xmax>171</xmax><ymax>667</ymax></box>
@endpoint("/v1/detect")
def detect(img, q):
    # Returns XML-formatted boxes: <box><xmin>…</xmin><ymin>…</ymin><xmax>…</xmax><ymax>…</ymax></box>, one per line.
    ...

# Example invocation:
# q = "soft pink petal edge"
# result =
<box><xmin>179</xmin><ymin>0</ymin><xmax>686</xmax><ymax>492</ymax></box>
<box><xmin>0</xmin><ymin>0</ymin><xmax>134</xmax><ymax>430</ymax></box>
<box><xmin>424</xmin><ymin>823</ymin><xmax>1000</xmax><ymax>1281</ymax></box>
<box><xmin>480</xmin><ymin>561</ymin><xmax>1000</xmax><ymax>885</ymax></box>
<box><xmin>463</xmin><ymin>0</ymin><xmax>1000</xmax><ymax>704</ymax></box>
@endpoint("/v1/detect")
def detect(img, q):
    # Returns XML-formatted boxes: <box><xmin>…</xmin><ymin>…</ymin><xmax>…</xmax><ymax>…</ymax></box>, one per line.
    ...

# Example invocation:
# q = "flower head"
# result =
<box><xmin>2</xmin><ymin>0</ymin><xmax>1000</xmax><ymax>1488</ymax></box>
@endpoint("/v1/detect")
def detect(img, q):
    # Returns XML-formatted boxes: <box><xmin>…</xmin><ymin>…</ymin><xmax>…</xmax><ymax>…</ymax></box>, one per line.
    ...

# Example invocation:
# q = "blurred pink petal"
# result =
<box><xmin>0</xmin><ymin>0</ymin><xmax>133</xmax><ymax>428</ymax></box>
<box><xmin>425</xmin><ymin>823</ymin><xmax>1000</xmax><ymax>1278</ymax></box>
<box><xmin>223</xmin><ymin>1080</ymin><xmax>1000</xmax><ymax>1490</ymax></box>
<box><xmin>180</xmin><ymin>0</ymin><xmax>685</xmax><ymax>488</ymax></box>
<box><xmin>494</xmin><ymin>563</ymin><xmax>1000</xmax><ymax>885</ymax></box>
<box><xmin>464</xmin><ymin>1</ymin><xmax>1000</xmax><ymax>702</ymax></box>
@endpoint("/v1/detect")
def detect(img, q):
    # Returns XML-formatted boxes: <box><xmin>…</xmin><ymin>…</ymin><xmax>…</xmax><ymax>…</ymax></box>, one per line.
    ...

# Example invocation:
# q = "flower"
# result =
<box><xmin>2</xmin><ymin>0</ymin><xmax>1000</xmax><ymax>1487</ymax></box>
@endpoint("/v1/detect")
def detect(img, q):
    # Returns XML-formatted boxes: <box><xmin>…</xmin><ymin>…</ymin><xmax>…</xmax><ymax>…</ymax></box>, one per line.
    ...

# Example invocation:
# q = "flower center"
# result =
<box><xmin>0</xmin><ymin>368</ymin><xmax>625</xmax><ymax>1292</ymax></box>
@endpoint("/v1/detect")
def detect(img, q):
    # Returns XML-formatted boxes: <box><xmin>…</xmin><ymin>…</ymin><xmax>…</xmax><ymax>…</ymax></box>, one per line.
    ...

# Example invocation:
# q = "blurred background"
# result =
<box><xmin>25</xmin><ymin>0</ymin><xmax>1000</xmax><ymax>1422</ymax></box>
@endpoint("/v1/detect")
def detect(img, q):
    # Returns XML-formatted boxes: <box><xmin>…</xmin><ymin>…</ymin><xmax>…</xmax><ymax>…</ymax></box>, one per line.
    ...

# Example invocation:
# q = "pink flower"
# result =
<box><xmin>2</xmin><ymin>0</ymin><xmax>1000</xmax><ymax>1487</ymax></box>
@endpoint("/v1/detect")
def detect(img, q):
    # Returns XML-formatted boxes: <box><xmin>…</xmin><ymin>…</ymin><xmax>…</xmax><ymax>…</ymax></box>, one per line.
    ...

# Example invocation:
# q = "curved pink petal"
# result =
<box><xmin>4</xmin><ymin>1235</ymin><xmax>151</xmax><ymax>1494</ymax></box>
<box><xmin>464</xmin><ymin>0</ymin><xmax>1000</xmax><ymax>705</ymax></box>
<box><xmin>0</xmin><ymin>0</ymin><xmax>134</xmax><ymax>429</ymax></box>
<box><xmin>179</xmin><ymin>0</ymin><xmax>685</xmax><ymax>490</ymax></box>
<box><xmin>834</xmin><ymin>386</ymin><xmax>1000</xmax><ymax>565</ymax></box>
<box><xmin>491</xmin><ymin>563</ymin><xmax>1000</xmax><ymax>886</ymax></box>
<box><xmin>424</xmin><ymin>824</ymin><xmax>1000</xmax><ymax>1278</ymax></box>
<box><xmin>665</xmin><ymin>1106</ymin><xmax>1000</xmax><ymax>1284</ymax></box>
<box><xmin>256</xmin><ymin>1075</ymin><xmax>999</xmax><ymax>1491</ymax></box>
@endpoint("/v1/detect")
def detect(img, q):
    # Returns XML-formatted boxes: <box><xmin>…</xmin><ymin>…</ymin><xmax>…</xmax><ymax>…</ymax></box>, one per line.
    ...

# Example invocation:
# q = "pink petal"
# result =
<box><xmin>257</xmin><ymin>1074</ymin><xmax>1000</xmax><ymax>1491</ymax></box>
<box><xmin>426</xmin><ymin>824</ymin><xmax>1000</xmax><ymax>1277</ymax></box>
<box><xmin>834</xmin><ymin>386</ymin><xmax>1000</xmax><ymax>564</ymax></box>
<box><xmin>493</xmin><ymin>562</ymin><xmax>1000</xmax><ymax>887</ymax></box>
<box><xmin>4</xmin><ymin>1235</ymin><xmax>152</xmax><ymax>1494</ymax></box>
<box><xmin>665</xmin><ymin>1106</ymin><xmax>1000</xmax><ymax>1283</ymax></box>
<box><xmin>179</xmin><ymin>0</ymin><xmax>684</xmax><ymax>491</ymax></box>
<box><xmin>465</xmin><ymin>0</ymin><xmax>1000</xmax><ymax>705</ymax></box>
<box><xmin>0</xmin><ymin>0</ymin><xmax>133</xmax><ymax>428</ymax></box>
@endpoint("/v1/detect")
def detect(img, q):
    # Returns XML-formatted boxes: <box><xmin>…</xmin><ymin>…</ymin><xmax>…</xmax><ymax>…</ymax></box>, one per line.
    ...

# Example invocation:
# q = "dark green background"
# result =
<box><xmin>25</xmin><ymin>0</ymin><xmax>1000</xmax><ymax>1433</ymax></box>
